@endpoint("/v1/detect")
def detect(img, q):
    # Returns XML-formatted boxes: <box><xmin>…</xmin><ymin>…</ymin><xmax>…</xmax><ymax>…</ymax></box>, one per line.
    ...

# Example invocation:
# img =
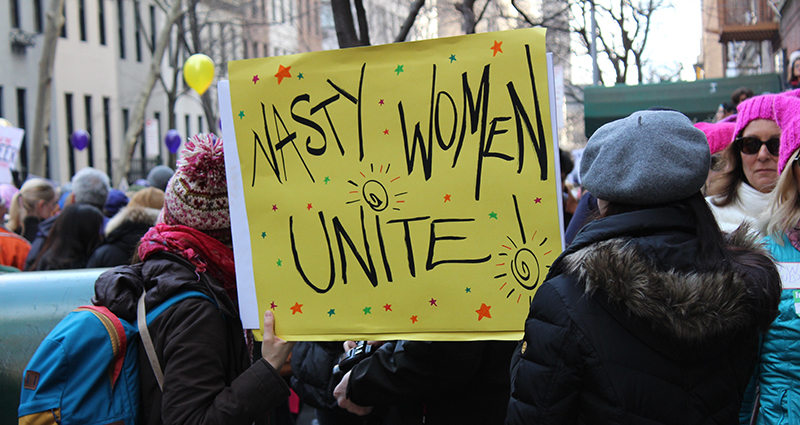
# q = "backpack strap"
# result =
<box><xmin>137</xmin><ymin>290</ymin><xmax>215</xmax><ymax>390</ymax></box>
<box><xmin>74</xmin><ymin>305</ymin><xmax>128</xmax><ymax>389</ymax></box>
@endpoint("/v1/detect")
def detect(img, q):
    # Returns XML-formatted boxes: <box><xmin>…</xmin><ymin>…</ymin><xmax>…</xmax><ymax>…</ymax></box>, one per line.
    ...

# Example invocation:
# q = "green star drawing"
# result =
<box><xmin>489</xmin><ymin>212</ymin><xmax>498</xmax><ymax>219</ymax></box>
<box><xmin>276</xmin><ymin>259</ymin><xmax>282</xmax><ymax>267</ymax></box>
<box><xmin>238</xmin><ymin>111</ymin><xmax>245</xmax><ymax>119</ymax></box>
<box><xmin>394</xmin><ymin>64</ymin><xmax>404</xmax><ymax>75</ymax></box>
<box><xmin>324</xmin><ymin>176</ymin><xmax>330</xmax><ymax>184</ymax></box>
<box><xmin>327</xmin><ymin>309</ymin><xmax>335</xmax><ymax>317</ymax></box>
<box><xmin>363</xmin><ymin>306</ymin><xmax>372</xmax><ymax>315</ymax></box>
<box><xmin>298</xmin><ymin>73</ymin><xmax>304</xmax><ymax>79</ymax></box>
<box><xmin>449</xmin><ymin>54</ymin><xmax>456</xmax><ymax>63</ymax></box>
<box><xmin>261</xmin><ymin>232</ymin><xmax>266</xmax><ymax>238</ymax></box>
<box><xmin>465</xmin><ymin>287</ymin><xmax>471</xmax><ymax>293</ymax></box>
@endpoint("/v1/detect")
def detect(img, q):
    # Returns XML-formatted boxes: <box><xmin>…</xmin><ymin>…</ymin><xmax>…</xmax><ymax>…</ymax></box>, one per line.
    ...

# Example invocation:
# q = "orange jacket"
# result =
<box><xmin>0</xmin><ymin>226</ymin><xmax>31</xmax><ymax>271</ymax></box>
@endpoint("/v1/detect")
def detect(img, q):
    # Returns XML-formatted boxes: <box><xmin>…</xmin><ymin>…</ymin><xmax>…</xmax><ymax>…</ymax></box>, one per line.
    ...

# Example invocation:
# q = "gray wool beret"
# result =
<box><xmin>580</xmin><ymin>110</ymin><xmax>710</xmax><ymax>205</ymax></box>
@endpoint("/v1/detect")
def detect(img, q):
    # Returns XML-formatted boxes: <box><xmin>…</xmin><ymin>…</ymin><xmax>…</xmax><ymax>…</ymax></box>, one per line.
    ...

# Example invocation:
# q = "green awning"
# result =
<box><xmin>584</xmin><ymin>73</ymin><xmax>783</xmax><ymax>138</ymax></box>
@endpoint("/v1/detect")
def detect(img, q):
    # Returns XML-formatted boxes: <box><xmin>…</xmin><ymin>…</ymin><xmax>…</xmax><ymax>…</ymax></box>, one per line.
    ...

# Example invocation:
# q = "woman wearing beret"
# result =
<box><xmin>506</xmin><ymin>110</ymin><xmax>781</xmax><ymax>424</ymax></box>
<box><xmin>740</xmin><ymin>98</ymin><xmax>800</xmax><ymax>424</ymax></box>
<box><xmin>707</xmin><ymin>94</ymin><xmax>787</xmax><ymax>233</ymax></box>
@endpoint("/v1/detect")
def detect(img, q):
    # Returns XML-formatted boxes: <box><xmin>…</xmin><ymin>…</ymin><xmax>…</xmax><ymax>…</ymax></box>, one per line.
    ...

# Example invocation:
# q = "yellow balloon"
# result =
<box><xmin>0</xmin><ymin>118</ymin><xmax>11</xmax><ymax>127</ymax></box>
<box><xmin>183</xmin><ymin>54</ymin><xmax>215</xmax><ymax>95</ymax></box>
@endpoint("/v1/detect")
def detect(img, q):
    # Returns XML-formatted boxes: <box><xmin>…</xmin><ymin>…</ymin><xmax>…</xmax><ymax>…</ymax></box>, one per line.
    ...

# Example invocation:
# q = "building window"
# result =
<box><xmin>34</xmin><ymin>0</ymin><xmax>44</xmax><ymax>33</ymax></box>
<box><xmin>243</xmin><ymin>40</ymin><xmax>248</xmax><ymax>59</ymax></box>
<box><xmin>253</xmin><ymin>41</ymin><xmax>258</xmax><ymax>58</ymax></box>
<box><xmin>153</xmin><ymin>111</ymin><xmax>161</xmax><ymax>158</ymax></box>
<box><xmin>0</xmin><ymin>86</ymin><xmax>4</xmax><ymax>118</ymax></box>
<box><xmin>103</xmin><ymin>97</ymin><xmax>112</xmax><ymax>177</ymax></box>
<box><xmin>134</xmin><ymin>1</ymin><xmax>142</xmax><ymax>62</ymax></box>
<box><xmin>84</xmin><ymin>95</ymin><xmax>94</xmax><ymax>167</ymax></box>
<box><xmin>198</xmin><ymin>115</ymin><xmax>203</xmax><ymax>134</ymax></box>
<box><xmin>79</xmin><ymin>0</ymin><xmax>87</xmax><ymax>41</ymax></box>
<box><xmin>98</xmin><ymin>0</ymin><xmax>106</xmax><ymax>45</ymax></box>
<box><xmin>60</xmin><ymin>3</ymin><xmax>67</xmax><ymax>38</ymax></box>
<box><xmin>185</xmin><ymin>114</ymin><xmax>191</xmax><ymax>139</ymax></box>
<box><xmin>117</xmin><ymin>0</ymin><xmax>125</xmax><ymax>58</ymax></box>
<box><xmin>66</xmin><ymin>93</ymin><xmax>76</xmax><ymax>177</ymax></box>
<box><xmin>149</xmin><ymin>4</ymin><xmax>155</xmax><ymax>52</ymax></box>
<box><xmin>16</xmin><ymin>88</ymin><xmax>28</xmax><ymax>180</ymax></box>
<box><xmin>10</xmin><ymin>0</ymin><xmax>20</xmax><ymax>29</ymax></box>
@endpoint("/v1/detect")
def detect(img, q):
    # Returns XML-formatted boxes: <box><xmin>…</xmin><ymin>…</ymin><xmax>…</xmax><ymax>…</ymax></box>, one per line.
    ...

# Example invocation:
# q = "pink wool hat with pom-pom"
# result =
<box><xmin>694</xmin><ymin>121</ymin><xmax>736</xmax><ymax>155</ymax></box>
<box><xmin>158</xmin><ymin>133</ymin><xmax>231</xmax><ymax>244</ymax></box>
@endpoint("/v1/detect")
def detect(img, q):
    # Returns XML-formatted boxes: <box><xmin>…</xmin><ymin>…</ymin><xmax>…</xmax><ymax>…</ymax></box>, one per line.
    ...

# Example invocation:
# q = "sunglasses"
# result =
<box><xmin>737</xmin><ymin>137</ymin><xmax>780</xmax><ymax>156</ymax></box>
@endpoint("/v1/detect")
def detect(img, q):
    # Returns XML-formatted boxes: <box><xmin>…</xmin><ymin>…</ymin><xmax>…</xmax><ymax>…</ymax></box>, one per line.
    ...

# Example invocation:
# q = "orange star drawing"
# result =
<box><xmin>444</xmin><ymin>194</ymin><xmax>451</xmax><ymax>202</ymax></box>
<box><xmin>290</xmin><ymin>302</ymin><xmax>303</xmax><ymax>315</ymax></box>
<box><xmin>275</xmin><ymin>65</ymin><xmax>292</xmax><ymax>84</ymax></box>
<box><xmin>476</xmin><ymin>303</ymin><xmax>492</xmax><ymax>321</ymax></box>
<box><xmin>490</xmin><ymin>40</ymin><xmax>503</xmax><ymax>57</ymax></box>
<box><xmin>410</xmin><ymin>315</ymin><xmax>418</xmax><ymax>323</ymax></box>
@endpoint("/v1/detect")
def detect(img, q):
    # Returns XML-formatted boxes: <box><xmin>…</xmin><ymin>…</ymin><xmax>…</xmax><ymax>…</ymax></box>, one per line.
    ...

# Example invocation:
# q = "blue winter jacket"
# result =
<box><xmin>741</xmin><ymin>234</ymin><xmax>800</xmax><ymax>425</ymax></box>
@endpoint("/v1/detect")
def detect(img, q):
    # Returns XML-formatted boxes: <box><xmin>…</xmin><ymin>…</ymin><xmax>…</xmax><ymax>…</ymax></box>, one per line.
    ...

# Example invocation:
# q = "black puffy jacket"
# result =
<box><xmin>346</xmin><ymin>339</ymin><xmax>516</xmax><ymax>425</ymax></box>
<box><xmin>506</xmin><ymin>206</ymin><xmax>781</xmax><ymax>425</ymax></box>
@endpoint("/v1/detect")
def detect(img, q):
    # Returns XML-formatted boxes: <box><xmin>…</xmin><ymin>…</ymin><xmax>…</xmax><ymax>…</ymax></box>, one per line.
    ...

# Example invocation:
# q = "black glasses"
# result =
<box><xmin>736</xmin><ymin>137</ymin><xmax>780</xmax><ymax>156</ymax></box>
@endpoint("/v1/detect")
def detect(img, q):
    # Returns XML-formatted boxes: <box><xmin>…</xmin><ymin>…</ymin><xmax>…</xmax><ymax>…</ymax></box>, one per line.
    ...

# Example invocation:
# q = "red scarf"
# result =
<box><xmin>138</xmin><ymin>223</ymin><xmax>238</xmax><ymax>309</ymax></box>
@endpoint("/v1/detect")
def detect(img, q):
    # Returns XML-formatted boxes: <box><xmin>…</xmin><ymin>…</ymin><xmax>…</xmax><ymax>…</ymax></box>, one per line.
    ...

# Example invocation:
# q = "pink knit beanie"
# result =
<box><xmin>694</xmin><ymin>122</ymin><xmax>736</xmax><ymax>155</ymax></box>
<box><xmin>158</xmin><ymin>133</ymin><xmax>231</xmax><ymax>244</ymax></box>
<box><xmin>733</xmin><ymin>94</ymin><xmax>780</xmax><ymax>142</ymax></box>
<box><xmin>773</xmin><ymin>95</ymin><xmax>800</xmax><ymax>173</ymax></box>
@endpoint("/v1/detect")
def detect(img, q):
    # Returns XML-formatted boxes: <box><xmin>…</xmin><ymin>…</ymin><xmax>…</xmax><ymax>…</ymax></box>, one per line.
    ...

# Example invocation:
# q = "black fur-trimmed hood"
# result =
<box><xmin>559</xmin><ymin>209</ymin><xmax>781</xmax><ymax>343</ymax></box>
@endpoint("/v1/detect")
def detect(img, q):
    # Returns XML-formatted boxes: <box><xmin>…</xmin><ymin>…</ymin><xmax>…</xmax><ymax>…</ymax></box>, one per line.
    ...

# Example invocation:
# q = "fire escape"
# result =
<box><xmin>718</xmin><ymin>0</ymin><xmax>780</xmax><ymax>75</ymax></box>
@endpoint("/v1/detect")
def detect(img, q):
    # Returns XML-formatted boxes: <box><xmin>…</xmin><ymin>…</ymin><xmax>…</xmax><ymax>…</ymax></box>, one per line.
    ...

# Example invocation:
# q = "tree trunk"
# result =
<box><xmin>331</xmin><ymin>0</ymin><xmax>362</xmax><ymax>48</ymax></box>
<box><xmin>29</xmin><ymin>0</ymin><xmax>65</xmax><ymax>179</ymax></box>
<box><xmin>118</xmin><ymin>0</ymin><xmax>184</xmax><ymax>186</ymax></box>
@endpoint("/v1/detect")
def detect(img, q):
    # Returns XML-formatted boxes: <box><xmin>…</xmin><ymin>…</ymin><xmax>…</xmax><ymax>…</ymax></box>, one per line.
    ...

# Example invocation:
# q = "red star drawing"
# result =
<box><xmin>476</xmin><ymin>303</ymin><xmax>492</xmax><ymax>321</ymax></box>
<box><xmin>383</xmin><ymin>129</ymin><xmax>389</xmax><ymax>135</ymax></box>
<box><xmin>534</xmin><ymin>197</ymin><xmax>542</xmax><ymax>203</ymax></box>
<box><xmin>307</xmin><ymin>203</ymin><xmax>313</xmax><ymax>210</ymax></box>
<box><xmin>410</xmin><ymin>315</ymin><xmax>418</xmax><ymax>323</ymax></box>
<box><xmin>444</xmin><ymin>194</ymin><xmax>451</xmax><ymax>202</ymax></box>
<box><xmin>383</xmin><ymin>303</ymin><xmax>392</xmax><ymax>312</ymax></box>
<box><xmin>379</xmin><ymin>99</ymin><xmax>385</xmax><ymax>105</ymax></box>
<box><xmin>252</xmin><ymin>75</ymin><xmax>260</xmax><ymax>84</ymax></box>
<box><xmin>490</xmin><ymin>40</ymin><xmax>503</xmax><ymax>57</ymax></box>
<box><xmin>429</xmin><ymin>298</ymin><xmax>437</xmax><ymax>306</ymax></box>
<box><xmin>290</xmin><ymin>302</ymin><xmax>303</xmax><ymax>315</ymax></box>
<box><xmin>270</xmin><ymin>301</ymin><xmax>277</xmax><ymax>310</ymax></box>
<box><xmin>272</xmin><ymin>204</ymin><xmax>278</xmax><ymax>211</ymax></box>
<box><xmin>275</xmin><ymin>65</ymin><xmax>292</xmax><ymax>84</ymax></box>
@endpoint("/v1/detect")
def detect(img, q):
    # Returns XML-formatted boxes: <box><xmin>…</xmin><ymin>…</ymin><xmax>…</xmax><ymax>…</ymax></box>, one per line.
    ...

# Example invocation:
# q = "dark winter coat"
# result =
<box><xmin>291</xmin><ymin>342</ymin><xmax>378</xmax><ymax>425</ymax></box>
<box><xmin>23</xmin><ymin>214</ymin><xmax>55</xmax><ymax>271</ymax></box>
<box><xmin>86</xmin><ymin>206</ymin><xmax>159</xmax><ymax>268</ymax></box>
<box><xmin>93</xmin><ymin>252</ymin><xmax>290</xmax><ymax>425</ymax></box>
<box><xmin>346</xmin><ymin>339</ymin><xmax>517</xmax><ymax>425</ymax></box>
<box><xmin>506</xmin><ymin>206</ymin><xmax>781</xmax><ymax>425</ymax></box>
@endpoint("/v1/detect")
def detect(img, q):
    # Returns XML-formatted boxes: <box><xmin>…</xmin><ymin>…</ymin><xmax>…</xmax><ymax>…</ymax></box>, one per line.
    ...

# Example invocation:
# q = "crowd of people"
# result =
<box><xmin>12</xmin><ymin>81</ymin><xmax>800</xmax><ymax>424</ymax></box>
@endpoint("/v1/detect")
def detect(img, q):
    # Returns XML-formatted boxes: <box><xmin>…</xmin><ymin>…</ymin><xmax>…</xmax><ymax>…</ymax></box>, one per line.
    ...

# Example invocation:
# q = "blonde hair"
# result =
<box><xmin>8</xmin><ymin>178</ymin><xmax>56</xmax><ymax>234</ymax></box>
<box><xmin>761</xmin><ymin>147</ymin><xmax>800</xmax><ymax>241</ymax></box>
<box><xmin>129</xmin><ymin>187</ymin><xmax>164</xmax><ymax>210</ymax></box>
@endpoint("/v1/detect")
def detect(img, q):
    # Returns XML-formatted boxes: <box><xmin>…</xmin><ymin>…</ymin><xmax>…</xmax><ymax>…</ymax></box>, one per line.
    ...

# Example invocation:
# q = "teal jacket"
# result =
<box><xmin>742</xmin><ymin>234</ymin><xmax>800</xmax><ymax>425</ymax></box>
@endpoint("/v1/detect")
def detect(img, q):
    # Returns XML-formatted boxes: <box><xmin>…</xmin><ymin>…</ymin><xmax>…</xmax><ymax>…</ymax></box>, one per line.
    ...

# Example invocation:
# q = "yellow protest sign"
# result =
<box><xmin>224</xmin><ymin>28</ymin><xmax>562</xmax><ymax>341</ymax></box>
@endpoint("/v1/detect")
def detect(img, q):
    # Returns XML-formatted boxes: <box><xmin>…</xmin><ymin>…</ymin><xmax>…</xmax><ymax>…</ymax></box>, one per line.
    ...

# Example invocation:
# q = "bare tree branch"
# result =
<box><xmin>395</xmin><ymin>0</ymin><xmax>426</xmax><ymax>43</ymax></box>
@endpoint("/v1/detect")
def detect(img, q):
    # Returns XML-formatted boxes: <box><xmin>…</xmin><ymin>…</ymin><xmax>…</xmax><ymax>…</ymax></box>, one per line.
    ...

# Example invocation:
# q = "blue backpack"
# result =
<box><xmin>18</xmin><ymin>291</ymin><xmax>213</xmax><ymax>425</ymax></box>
